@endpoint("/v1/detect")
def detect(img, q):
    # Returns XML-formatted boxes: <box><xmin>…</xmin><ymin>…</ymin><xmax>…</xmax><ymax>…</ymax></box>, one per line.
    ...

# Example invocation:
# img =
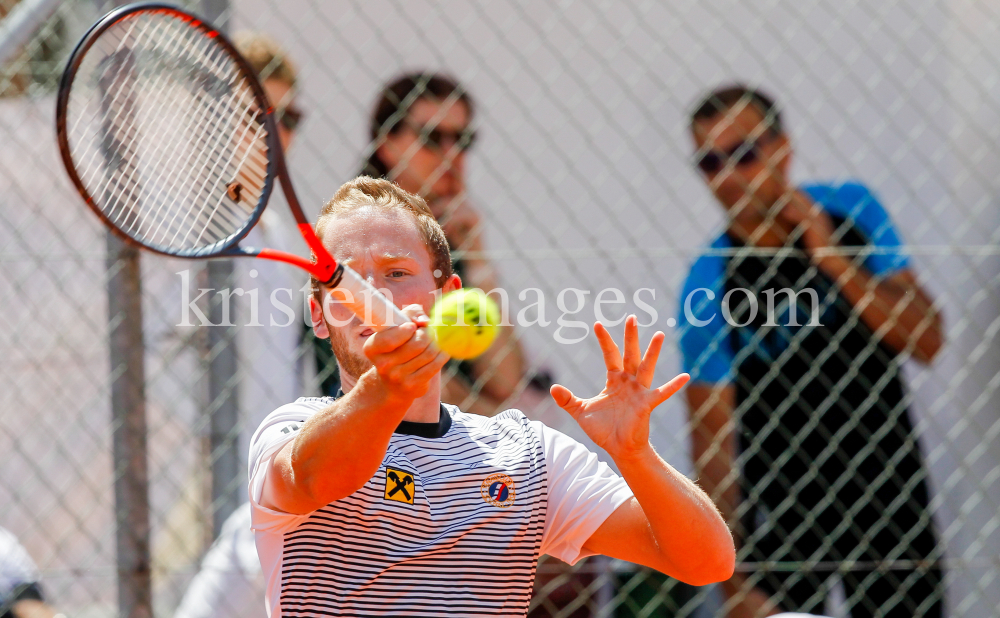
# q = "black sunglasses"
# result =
<box><xmin>405</xmin><ymin>120</ymin><xmax>477</xmax><ymax>152</ymax></box>
<box><xmin>275</xmin><ymin>105</ymin><xmax>304</xmax><ymax>132</ymax></box>
<box><xmin>695</xmin><ymin>137</ymin><xmax>769</xmax><ymax>174</ymax></box>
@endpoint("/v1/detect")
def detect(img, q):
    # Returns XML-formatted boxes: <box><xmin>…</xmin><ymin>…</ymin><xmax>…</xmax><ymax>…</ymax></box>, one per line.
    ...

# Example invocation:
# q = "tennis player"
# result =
<box><xmin>248</xmin><ymin>177</ymin><xmax>735</xmax><ymax>617</ymax></box>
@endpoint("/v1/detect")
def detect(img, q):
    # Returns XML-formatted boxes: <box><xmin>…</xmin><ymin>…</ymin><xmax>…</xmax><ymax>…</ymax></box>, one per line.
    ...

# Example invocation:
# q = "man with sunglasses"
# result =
<box><xmin>678</xmin><ymin>85</ymin><xmax>945</xmax><ymax>617</ymax></box>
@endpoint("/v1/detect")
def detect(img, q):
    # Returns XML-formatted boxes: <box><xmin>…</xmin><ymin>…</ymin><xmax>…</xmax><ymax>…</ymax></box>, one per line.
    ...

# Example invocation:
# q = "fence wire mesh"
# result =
<box><xmin>1</xmin><ymin>0</ymin><xmax>999</xmax><ymax>617</ymax></box>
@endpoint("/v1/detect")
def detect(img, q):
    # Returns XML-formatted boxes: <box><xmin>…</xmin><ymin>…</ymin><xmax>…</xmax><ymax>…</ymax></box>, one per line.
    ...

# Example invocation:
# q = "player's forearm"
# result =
<box><xmin>816</xmin><ymin>256</ymin><xmax>943</xmax><ymax>361</ymax></box>
<box><xmin>615</xmin><ymin>446</ymin><xmax>735</xmax><ymax>585</ymax></box>
<box><xmin>12</xmin><ymin>600</ymin><xmax>58</xmax><ymax>618</ymax></box>
<box><xmin>288</xmin><ymin>370</ymin><xmax>413</xmax><ymax>505</ymax></box>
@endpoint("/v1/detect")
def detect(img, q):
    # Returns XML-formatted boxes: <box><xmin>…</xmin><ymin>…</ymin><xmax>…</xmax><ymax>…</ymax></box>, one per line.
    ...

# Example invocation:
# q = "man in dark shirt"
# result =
<box><xmin>678</xmin><ymin>85</ymin><xmax>945</xmax><ymax>618</ymax></box>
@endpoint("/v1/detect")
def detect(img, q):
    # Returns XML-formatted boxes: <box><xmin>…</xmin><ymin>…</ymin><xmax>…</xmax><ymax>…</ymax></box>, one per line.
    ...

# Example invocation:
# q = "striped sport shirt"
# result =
<box><xmin>249</xmin><ymin>398</ymin><xmax>634</xmax><ymax>617</ymax></box>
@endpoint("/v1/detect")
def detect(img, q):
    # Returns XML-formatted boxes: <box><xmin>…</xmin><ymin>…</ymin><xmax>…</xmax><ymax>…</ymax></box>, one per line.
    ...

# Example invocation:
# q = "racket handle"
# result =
<box><xmin>332</xmin><ymin>264</ymin><xmax>411</xmax><ymax>330</ymax></box>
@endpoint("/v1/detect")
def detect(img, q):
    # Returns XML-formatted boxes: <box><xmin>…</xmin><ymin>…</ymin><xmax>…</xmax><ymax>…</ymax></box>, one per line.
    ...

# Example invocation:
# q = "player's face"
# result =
<box><xmin>691</xmin><ymin>105</ymin><xmax>790</xmax><ymax>221</ymax></box>
<box><xmin>377</xmin><ymin>98</ymin><xmax>470</xmax><ymax>202</ymax></box>
<box><xmin>311</xmin><ymin>207</ymin><xmax>452</xmax><ymax>380</ymax></box>
<box><xmin>262</xmin><ymin>78</ymin><xmax>299</xmax><ymax>153</ymax></box>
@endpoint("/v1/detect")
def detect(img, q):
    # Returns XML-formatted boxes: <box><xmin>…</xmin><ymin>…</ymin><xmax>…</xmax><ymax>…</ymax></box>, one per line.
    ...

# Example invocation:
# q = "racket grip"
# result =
<box><xmin>332</xmin><ymin>264</ymin><xmax>411</xmax><ymax>330</ymax></box>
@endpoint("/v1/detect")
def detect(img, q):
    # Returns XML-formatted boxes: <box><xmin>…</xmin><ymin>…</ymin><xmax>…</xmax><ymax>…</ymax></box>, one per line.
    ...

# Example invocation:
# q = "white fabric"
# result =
<box><xmin>173</xmin><ymin>503</ymin><xmax>266</xmax><ymax>618</ymax></box>
<box><xmin>0</xmin><ymin>526</ymin><xmax>40</xmax><ymax>601</ymax></box>
<box><xmin>533</xmin><ymin>418</ymin><xmax>635</xmax><ymax>563</ymax></box>
<box><xmin>247</xmin><ymin>398</ymin><xmax>633</xmax><ymax>617</ymax></box>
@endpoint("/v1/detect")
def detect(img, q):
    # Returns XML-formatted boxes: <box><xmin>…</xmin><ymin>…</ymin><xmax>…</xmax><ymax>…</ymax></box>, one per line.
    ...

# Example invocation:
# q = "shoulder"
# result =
<box><xmin>0</xmin><ymin>526</ymin><xmax>39</xmax><ymax>582</ymax></box>
<box><xmin>802</xmin><ymin>181</ymin><xmax>886</xmax><ymax>220</ymax></box>
<box><xmin>450</xmin><ymin>406</ymin><xmax>536</xmax><ymax>435</ymax></box>
<box><xmin>681</xmin><ymin>234</ymin><xmax>730</xmax><ymax>295</ymax></box>
<box><xmin>248</xmin><ymin>397</ymin><xmax>334</xmax><ymax>456</ymax></box>
<box><xmin>255</xmin><ymin>397</ymin><xmax>332</xmax><ymax>430</ymax></box>
<box><xmin>448</xmin><ymin>406</ymin><xmax>545</xmax><ymax>449</ymax></box>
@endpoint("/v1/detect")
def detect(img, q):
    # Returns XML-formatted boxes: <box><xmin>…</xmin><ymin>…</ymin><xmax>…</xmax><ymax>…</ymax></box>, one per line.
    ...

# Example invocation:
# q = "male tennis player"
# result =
<box><xmin>249</xmin><ymin>177</ymin><xmax>735</xmax><ymax>617</ymax></box>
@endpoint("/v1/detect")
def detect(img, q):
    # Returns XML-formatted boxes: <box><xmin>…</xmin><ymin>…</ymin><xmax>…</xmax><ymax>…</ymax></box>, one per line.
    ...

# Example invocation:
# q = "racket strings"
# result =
<box><xmin>64</xmin><ymin>10</ymin><xmax>270</xmax><ymax>255</ymax></box>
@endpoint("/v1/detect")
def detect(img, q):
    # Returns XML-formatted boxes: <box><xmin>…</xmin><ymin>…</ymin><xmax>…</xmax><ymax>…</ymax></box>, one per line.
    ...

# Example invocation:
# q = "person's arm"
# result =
<box><xmin>780</xmin><ymin>191</ymin><xmax>943</xmax><ymax>363</ymax></box>
<box><xmin>467</xmin><ymin>322</ymin><xmax>527</xmax><ymax>403</ymax></box>
<box><xmin>688</xmin><ymin>383</ymin><xmax>738</xmax><ymax>528</ymax></box>
<box><xmin>440</xmin><ymin>369</ymin><xmax>503</xmax><ymax>417</ymax></box>
<box><xmin>688</xmin><ymin>383</ymin><xmax>779</xmax><ymax>617</ymax></box>
<box><xmin>550</xmin><ymin>316</ymin><xmax>735</xmax><ymax>586</ymax></box>
<box><xmin>815</xmin><ymin>262</ymin><xmax>942</xmax><ymax>363</ymax></box>
<box><xmin>260</xmin><ymin>306</ymin><xmax>449</xmax><ymax>514</ymax></box>
<box><xmin>11</xmin><ymin>599</ymin><xmax>58</xmax><ymax>618</ymax></box>
<box><xmin>438</xmin><ymin>197</ymin><xmax>528</xmax><ymax>404</ymax></box>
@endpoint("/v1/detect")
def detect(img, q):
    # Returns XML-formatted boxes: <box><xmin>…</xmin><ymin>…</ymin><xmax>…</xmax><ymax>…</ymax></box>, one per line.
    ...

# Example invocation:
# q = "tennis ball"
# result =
<box><xmin>428</xmin><ymin>289</ymin><xmax>501</xmax><ymax>360</ymax></box>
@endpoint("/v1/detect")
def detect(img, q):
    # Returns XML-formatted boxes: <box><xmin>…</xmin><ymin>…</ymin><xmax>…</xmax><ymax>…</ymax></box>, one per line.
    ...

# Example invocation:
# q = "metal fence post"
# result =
<box><xmin>200</xmin><ymin>0</ymin><xmax>240</xmax><ymax>539</ymax></box>
<box><xmin>106</xmin><ymin>233</ymin><xmax>152</xmax><ymax>618</ymax></box>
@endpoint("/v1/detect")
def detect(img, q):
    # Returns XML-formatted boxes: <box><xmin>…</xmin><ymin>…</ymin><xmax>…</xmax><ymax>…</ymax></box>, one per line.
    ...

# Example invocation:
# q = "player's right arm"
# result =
<box><xmin>260</xmin><ymin>306</ymin><xmax>448</xmax><ymax>515</ymax></box>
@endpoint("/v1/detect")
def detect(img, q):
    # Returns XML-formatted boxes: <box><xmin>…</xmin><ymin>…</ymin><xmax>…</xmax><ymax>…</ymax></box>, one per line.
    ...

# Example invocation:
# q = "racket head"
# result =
<box><xmin>55</xmin><ymin>2</ymin><xmax>280</xmax><ymax>259</ymax></box>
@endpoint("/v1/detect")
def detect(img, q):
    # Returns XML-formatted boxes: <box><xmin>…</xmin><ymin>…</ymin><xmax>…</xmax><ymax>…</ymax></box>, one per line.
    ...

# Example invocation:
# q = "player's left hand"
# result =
<box><xmin>550</xmin><ymin>315</ymin><xmax>690</xmax><ymax>463</ymax></box>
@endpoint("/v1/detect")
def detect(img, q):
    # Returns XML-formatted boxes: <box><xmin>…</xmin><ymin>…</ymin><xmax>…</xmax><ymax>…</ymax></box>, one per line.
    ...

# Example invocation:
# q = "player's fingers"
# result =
<box><xmin>403</xmin><ymin>349</ymin><xmax>451</xmax><ymax>386</ymax></box>
<box><xmin>401</xmin><ymin>303</ymin><xmax>429</xmax><ymax>327</ymax></box>
<box><xmin>380</xmin><ymin>342</ymin><xmax>447</xmax><ymax>387</ymax></box>
<box><xmin>636</xmin><ymin>331</ymin><xmax>665</xmax><ymax>387</ymax></box>
<box><xmin>652</xmin><ymin>373</ymin><xmax>691</xmax><ymax>406</ymax></box>
<box><xmin>365</xmin><ymin>321</ymin><xmax>419</xmax><ymax>356</ymax></box>
<box><xmin>594</xmin><ymin>322</ymin><xmax>623</xmax><ymax>372</ymax></box>
<box><xmin>622</xmin><ymin>315</ymin><xmax>641</xmax><ymax>375</ymax></box>
<box><xmin>366</xmin><ymin>324</ymin><xmax>436</xmax><ymax>372</ymax></box>
<box><xmin>550</xmin><ymin>384</ymin><xmax>583</xmax><ymax>417</ymax></box>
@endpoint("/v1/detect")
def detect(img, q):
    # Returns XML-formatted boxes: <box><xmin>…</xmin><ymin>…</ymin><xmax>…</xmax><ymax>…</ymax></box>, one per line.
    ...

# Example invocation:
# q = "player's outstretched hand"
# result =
<box><xmin>550</xmin><ymin>315</ymin><xmax>690</xmax><ymax>462</ymax></box>
<box><xmin>364</xmin><ymin>304</ymin><xmax>450</xmax><ymax>401</ymax></box>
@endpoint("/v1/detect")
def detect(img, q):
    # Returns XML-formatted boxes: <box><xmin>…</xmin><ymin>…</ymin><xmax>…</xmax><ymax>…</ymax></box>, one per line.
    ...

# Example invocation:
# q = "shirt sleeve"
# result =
<box><xmin>677</xmin><ymin>242</ymin><xmax>734</xmax><ymax>385</ymax></box>
<box><xmin>0</xmin><ymin>527</ymin><xmax>41</xmax><ymax>602</ymax></box>
<box><xmin>534</xmin><ymin>422</ymin><xmax>635</xmax><ymax>565</ymax></box>
<box><xmin>247</xmin><ymin>402</ymin><xmax>320</xmax><ymax>535</ymax></box>
<box><xmin>805</xmin><ymin>182</ymin><xmax>911</xmax><ymax>277</ymax></box>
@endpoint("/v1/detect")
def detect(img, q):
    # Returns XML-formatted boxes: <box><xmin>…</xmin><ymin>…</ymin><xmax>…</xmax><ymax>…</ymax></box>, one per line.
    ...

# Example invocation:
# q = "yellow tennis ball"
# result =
<box><xmin>428</xmin><ymin>289</ymin><xmax>501</xmax><ymax>360</ymax></box>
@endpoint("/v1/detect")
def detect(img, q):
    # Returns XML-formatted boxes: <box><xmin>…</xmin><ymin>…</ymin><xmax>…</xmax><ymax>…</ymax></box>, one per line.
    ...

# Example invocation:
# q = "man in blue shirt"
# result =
<box><xmin>678</xmin><ymin>85</ymin><xmax>945</xmax><ymax>618</ymax></box>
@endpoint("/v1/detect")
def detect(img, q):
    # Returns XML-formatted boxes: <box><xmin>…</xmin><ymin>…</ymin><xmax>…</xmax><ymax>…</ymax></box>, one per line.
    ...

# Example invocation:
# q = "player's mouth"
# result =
<box><xmin>359</xmin><ymin>327</ymin><xmax>375</xmax><ymax>338</ymax></box>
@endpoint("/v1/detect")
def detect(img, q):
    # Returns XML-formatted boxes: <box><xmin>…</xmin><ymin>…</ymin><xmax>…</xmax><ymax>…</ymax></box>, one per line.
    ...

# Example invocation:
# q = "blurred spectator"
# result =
<box><xmin>174</xmin><ymin>31</ymin><xmax>301</xmax><ymax>618</ymax></box>
<box><xmin>173</xmin><ymin>504</ymin><xmax>264</xmax><ymax>618</ymax></box>
<box><xmin>229</xmin><ymin>31</ymin><xmax>308</xmax><ymax>446</ymax></box>
<box><xmin>0</xmin><ymin>527</ymin><xmax>60</xmax><ymax>618</ymax></box>
<box><xmin>313</xmin><ymin>72</ymin><xmax>549</xmax><ymax>417</ymax></box>
<box><xmin>232</xmin><ymin>31</ymin><xmax>302</xmax><ymax>155</ymax></box>
<box><xmin>679</xmin><ymin>84</ymin><xmax>944</xmax><ymax>617</ymax></box>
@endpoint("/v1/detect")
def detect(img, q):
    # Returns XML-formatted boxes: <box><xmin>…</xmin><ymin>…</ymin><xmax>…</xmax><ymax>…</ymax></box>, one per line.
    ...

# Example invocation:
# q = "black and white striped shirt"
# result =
<box><xmin>249</xmin><ymin>399</ymin><xmax>633</xmax><ymax>617</ymax></box>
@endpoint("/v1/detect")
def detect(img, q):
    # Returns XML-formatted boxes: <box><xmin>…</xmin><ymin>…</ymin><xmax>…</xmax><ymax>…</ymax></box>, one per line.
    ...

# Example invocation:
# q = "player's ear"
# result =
<box><xmin>442</xmin><ymin>273</ymin><xmax>461</xmax><ymax>294</ymax></box>
<box><xmin>309</xmin><ymin>294</ymin><xmax>330</xmax><ymax>339</ymax></box>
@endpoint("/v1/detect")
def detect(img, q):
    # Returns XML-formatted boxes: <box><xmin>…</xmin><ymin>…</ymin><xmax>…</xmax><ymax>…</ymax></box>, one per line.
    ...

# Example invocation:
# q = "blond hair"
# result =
<box><xmin>232</xmin><ymin>31</ymin><xmax>298</xmax><ymax>87</ymax></box>
<box><xmin>311</xmin><ymin>177</ymin><xmax>453</xmax><ymax>297</ymax></box>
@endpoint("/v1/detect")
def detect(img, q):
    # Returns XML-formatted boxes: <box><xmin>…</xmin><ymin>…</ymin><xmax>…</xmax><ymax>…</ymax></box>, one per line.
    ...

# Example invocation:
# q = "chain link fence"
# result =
<box><xmin>1</xmin><ymin>0</ymin><xmax>998</xmax><ymax>616</ymax></box>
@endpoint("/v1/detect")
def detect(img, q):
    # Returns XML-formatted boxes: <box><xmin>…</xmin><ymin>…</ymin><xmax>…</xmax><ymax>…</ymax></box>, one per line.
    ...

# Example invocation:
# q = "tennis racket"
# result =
<box><xmin>55</xmin><ymin>2</ymin><xmax>407</xmax><ymax>329</ymax></box>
